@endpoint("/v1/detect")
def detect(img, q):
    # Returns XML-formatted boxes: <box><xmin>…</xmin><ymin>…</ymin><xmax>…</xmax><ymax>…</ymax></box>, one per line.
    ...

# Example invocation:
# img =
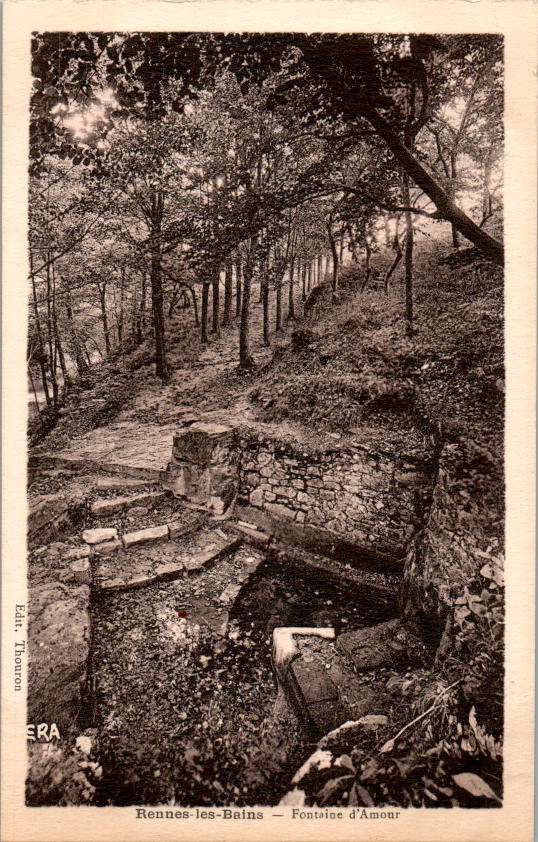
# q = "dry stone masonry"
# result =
<box><xmin>163</xmin><ymin>420</ymin><xmax>433</xmax><ymax>563</ymax></box>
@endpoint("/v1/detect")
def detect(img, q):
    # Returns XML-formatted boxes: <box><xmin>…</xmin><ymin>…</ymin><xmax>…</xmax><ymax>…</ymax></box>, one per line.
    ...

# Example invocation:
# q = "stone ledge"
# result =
<box><xmin>91</xmin><ymin>491</ymin><xmax>168</xmax><ymax>517</ymax></box>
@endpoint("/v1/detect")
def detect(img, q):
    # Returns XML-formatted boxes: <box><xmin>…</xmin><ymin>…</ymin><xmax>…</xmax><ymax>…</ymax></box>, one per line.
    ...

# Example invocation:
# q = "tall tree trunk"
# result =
<box><xmin>149</xmin><ymin>214</ymin><xmax>168</xmax><ymax>381</ymax></box>
<box><xmin>301</xmin><ymin>260</ymin><xmax>307</xmax><ymax>301</ymax></box>
<box><xmin>235</xmin><ymin>260</ymin><xmax>242</xmax><ymax>318</ymax></box>
<box><xmin>222</xmin><ymin>259</ymin><xmax>233</xmax><ymax>326</ymax></box>
<box><xmin>239</xmin><ymin>243</ymin><xmax>255</xmax><ymax>369</ymax></box>
<box><xmin>275</xmin><ymin>276</ymin><xmax>282</xmax><ymax>332</ymax></box>
<box><xmin>211</xmin><ymin>268</ymin><xmax>220</xmax><ymax>335</ymax></box>
<box><xmin>262</xmin><ymin>272</ymin><xmax>270</xmax><ymax>346</ymax></box>
<box><xmin>201</xmin><ymin>281</ymin><xmax>210</xmax><ymax>344</ymax></box>
<box><xmin>402</xmin><ymin>174</ymin><xmax>414</xmax><ymax>336</ymax></box>
<box><xmin>136</xmin><ymin>273</ymin><xmax>146</xmax><ymax>345</ymax></box>
<box><xmin>65</xmin><ymin>288</ymin><xmax>89</xmax><ymax>377</ymax></box>
<box><xmin>51</xmin><ymin>267</ymin><xmax>69</xmax><ymax>391</ymax></box>
<box><xmin>450</xmin><ymin>153</ymin><xmax>460</xmax><ymax>248</ymax></box>
<box><xmin>189</xmin><ymin>286</ymin><xmax>199</xmax><ymax>326</ymax></box>
<box><xmin>117</xmin><ymin>266</ymin><xmax>125</xmax><ymax>349</ymax></box>
<box><xmin>28</xmin><ymin>363</ymin><xmax>43</xmax><ymax>418</ymax></box>
<box><xmin>307</xmin><ymin>262</ymin><xmax>312</xmax><ymax>293</ymax></box>
<box><xmin>99</xmin><ymin>284</ymin><xmax>111</xmax><ymax>355</ymax></box>
<box><xmin>328</xmin><ymin>223</ymin><xmax>339</xmax><ymax>301</ymax></box>
<box><xmin>287</xmin><ymin>257</ymin><xmax>296</xmax><ymax>320</ymax></box>
<box><xmin>361</xmin><ymin>242</ymin><xmax>372</xmax><ymax>292</ymax></box>
<box><xmin>384</xmin><ymin>222</ymin><xmax>403</xmax><ymax>295</ymax></box>
<box><xmin>45</xmin><ymin>260</ymin><xmax>58</xmax><ymax>407</ymax></box>
<box><xmin>30</xmin><ymin>271</ymin><xmax>51</xmax><ymax>407</ymax></box>
<box><xmin>360</xmin><ymin>100</ymin><xmax>503</xmax><ymax>265</ymax></box>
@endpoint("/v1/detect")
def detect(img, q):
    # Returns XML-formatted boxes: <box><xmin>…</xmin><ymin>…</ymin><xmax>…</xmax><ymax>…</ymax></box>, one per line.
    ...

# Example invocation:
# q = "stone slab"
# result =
<box><xmin>168</xmin><ymin>514</ymin><xmax>208</xmax><ymax>540</ymax></box>
<box><xmin>289</xmin><ymin>660</ymin><xmax>339</xmax><ymax>704</ymax></box>
<box><xmin>123</xmin><ymin>524</ymin><xmax>169</xmax><ymax>548</ymax></box>
<box><xmin>230</xmin><ymin>523</ymin><xmax>271</xmax><ymax>548</ymax></box>
<box><xmin>335</xmin><ymin>619</ymin><xmax>426</xmax><ymax>669</ymax></box>
<box><xmin>91</xmin><ymin>491</ymin><xmax>167</xmax><ymax>517</ymax></box>
<box><xmin>172</xmin><ymin>423</ymin><xmax>234</xmax><ymax>466</ymax></box>
<box><xmin>91</xmin><ymin>537</ymin><xmax>123</xmax><ymax>556</ymax></box>
<box><xmin>63</xmin><ymin>546</ymin><xmax>91</xmax><ymax>560</ymax></box>
<box><xmin>181</xmin><ymin>537</ymin><xmax>241</xmax><ymax>574</ymax></box>
<box><xmin>83</xmin><ymin>527</ymin><xmax>118</xmax><ymax>545</ymax></box>
<box><xmin>96</xmin><ymin>476</ymin><xmax>158</xmax><ymax>491</ymax></box>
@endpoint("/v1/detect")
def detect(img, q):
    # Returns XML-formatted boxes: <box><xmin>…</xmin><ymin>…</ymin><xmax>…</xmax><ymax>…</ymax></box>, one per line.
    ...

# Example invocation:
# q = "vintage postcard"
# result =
<box><xmin>2</xmin><ymin>1</ymin><xmax>536</xmax><ymax>841</ymax></box>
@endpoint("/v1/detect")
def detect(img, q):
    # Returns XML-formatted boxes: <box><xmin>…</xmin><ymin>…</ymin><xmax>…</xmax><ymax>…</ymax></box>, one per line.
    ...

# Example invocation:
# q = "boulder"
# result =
<box><xmin>28</xmin><ymin>583</ymin><xmax>91</xmax><ymax>732</ymax></box>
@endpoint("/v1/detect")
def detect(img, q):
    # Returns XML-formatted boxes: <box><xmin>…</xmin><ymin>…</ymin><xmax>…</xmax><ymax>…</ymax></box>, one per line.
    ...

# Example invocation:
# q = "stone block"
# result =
<box><xmin>123</xmin><ymin>524</ymin><xmax>169</xmax><ymax>547</ymax></box>
<box><xmin>83</xmin><ymin>527</ymin><xmax>118</xmax><ymax>545</ymax></box>
<box><xmin>183</xmin><ymin>537</ymin><xmax>241</xmax><ymax>573</ymax></box>
<box><xmin>63</xmin><ymin>546</ymin><xmax>90</xmax><ymax>560</ymax></box>
<box><xmin>305</xmin><ymin>700</ymin><xmax>348</xmax><ymax>736</ymax></box>
<box><xmin>69</xmin><ymin>559</ymin><xmax>92</xmax><ymax>585</ymax></box>
<box><xmin>162</xmin><ymin>463</ymin><xmax>187</xmax><ymax>497</ymax></box>
<box><xmin>231</xmin><ymin>523</ymin><xmax>270</xmax><ymax>548</ymax></box>
<box><xmin>127</xmin><ymin>505</ymin><xmax>149</xmax><ymax>517</ymax></box>
<box><xmin>172</xmin><ymin>422</ymin><xmax>234</xmax><ymax>466</ymax></box>
<box><xmin>265</xmin><ymin>502</ymin><xmax>296</xmax><ymax>521</ymax></box>
<box><xmin>91</xmin><ymin>537</ymin><xmax>122</xmax><ymax>555</ymax></box>
<box><xmin>290</xmin><ymin>661</ymin><xmax>339</xmax><ymax>704</ymax></box>
<box><xmin>249</xmin><ymin>487</ymin><xmax>264</xmax><ymax>508</ymax></box>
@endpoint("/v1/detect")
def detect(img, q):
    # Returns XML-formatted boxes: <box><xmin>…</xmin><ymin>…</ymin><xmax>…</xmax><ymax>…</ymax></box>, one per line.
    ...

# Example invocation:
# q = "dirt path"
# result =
<box><xmin>43</xmin><ymin>288</ymin><xmax>303</xmax><ymax>473</ymax></box>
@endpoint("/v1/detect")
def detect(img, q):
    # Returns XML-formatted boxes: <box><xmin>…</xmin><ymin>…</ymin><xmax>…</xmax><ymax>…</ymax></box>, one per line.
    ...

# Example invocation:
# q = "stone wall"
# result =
<box><xmin>402</xmin><ymin>439</ymin><xmax>504</xmax><ymax>648</ymax></box>
<box><xmin>164</xmin><ymin>420</ymin><xmax>434</xmax><ymax>564</ymax></box>
<box><xmin>235</xmin><ymin>428</ymin><xmax>433</xmax><ymax>561</ymax></box>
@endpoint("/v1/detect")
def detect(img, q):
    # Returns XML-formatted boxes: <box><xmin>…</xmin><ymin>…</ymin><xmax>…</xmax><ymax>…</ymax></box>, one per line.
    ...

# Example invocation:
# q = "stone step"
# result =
<box><xmin>29</xmin><ymin>453</ymin><xmax>164</xmax><ymax>482</ymax></box>
<box><xmin>95</xmin><ymin>535</ymin><xmax>241</xmax><ymax>592</ymax></box>
<box><xmin>90</xmin><ymin>490</ymin><xmax>168</xmax><ymax>517</ymax></box>
<box><xmin>95</xmin><ymin>476</ymin><xmax>159</xmax><ymax>492</ymax></box>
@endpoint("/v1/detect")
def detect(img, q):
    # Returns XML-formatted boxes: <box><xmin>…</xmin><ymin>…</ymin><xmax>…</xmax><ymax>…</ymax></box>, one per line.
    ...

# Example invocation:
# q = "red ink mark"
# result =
<box><xmin>178</xmin><ymin>611</ymin><xmax>187</xmax><ymax>619</ymax></box>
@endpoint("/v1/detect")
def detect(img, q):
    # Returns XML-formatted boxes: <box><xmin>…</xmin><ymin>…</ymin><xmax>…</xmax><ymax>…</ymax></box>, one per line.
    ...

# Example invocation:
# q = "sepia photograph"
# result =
<box><xmin>24</xmin><ymin>29</ymin><xmax>507</xmax><ymax>810</ymax></box>
<box><xmin>2</xmin><ymin>4</ymin><xmax>535</xmax><ymax>840</ymax></box>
